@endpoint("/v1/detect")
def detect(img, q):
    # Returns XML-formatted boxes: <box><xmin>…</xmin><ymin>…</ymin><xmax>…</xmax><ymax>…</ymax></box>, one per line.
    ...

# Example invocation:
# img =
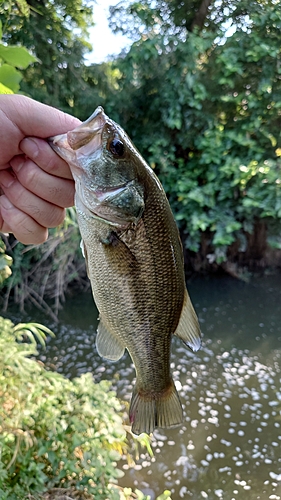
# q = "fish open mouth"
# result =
<box><xmin>67</xmin><ymin>106</ymin><xmax>107</xmax><ymax>151</ymax></box>
<box><xmin>48</xmin><ymin>106</ymin><xmax>108</xmax><ymax>163</ymax></box>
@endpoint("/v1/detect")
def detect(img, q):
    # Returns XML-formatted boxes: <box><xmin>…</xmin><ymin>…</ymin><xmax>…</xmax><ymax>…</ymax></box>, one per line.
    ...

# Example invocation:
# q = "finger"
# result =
<box><xmin>11</xmin><ymin>155</ymin><xmax>75</xmax><ymax>208</ymax></box>
<box><xmin>0</xmin><ymin>219</ymin><xmax>13</xmax><ymax>234</ymax></box>
<box><xmin>0</xmin><ymin>94</ymin><xmax>80</xmax><ymax>141</ymax></box>
<box><xmin>0</xmin><ymin>95</ymin><xmax>81</xmax><ymax>168</ymax></box>
<box><xmin>20</xmin><ymin>137</ymin><xmax>73</xmax><ymax>179</ymax></box>
<box><xmin>0</xmin><ymin>169</ymin><xmax>66</xmax><ymax>229</ymax></box>
<box><xmin>0</xmin><ymin>195</ymin><xmax>48</xmax><ymax>244</ymax></box>
<box><xmin>0</xmin><ymin>203</ymin><xmax>13</xmax><ymax>233</ymax></box>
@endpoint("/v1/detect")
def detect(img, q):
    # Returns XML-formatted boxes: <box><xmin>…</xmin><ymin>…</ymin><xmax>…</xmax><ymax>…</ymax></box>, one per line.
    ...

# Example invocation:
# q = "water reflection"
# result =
<box><xmin>7</xmin><ymin>273</ymin><xmax>281</xmax><ymax>500</ymax></box>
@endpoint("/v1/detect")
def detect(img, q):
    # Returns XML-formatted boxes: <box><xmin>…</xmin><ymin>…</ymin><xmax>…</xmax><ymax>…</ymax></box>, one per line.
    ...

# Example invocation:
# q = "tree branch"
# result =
<box><xmin>191</xmin><ymin>0</ymin><xmax>213</xmax><ymax>31</ymax></box>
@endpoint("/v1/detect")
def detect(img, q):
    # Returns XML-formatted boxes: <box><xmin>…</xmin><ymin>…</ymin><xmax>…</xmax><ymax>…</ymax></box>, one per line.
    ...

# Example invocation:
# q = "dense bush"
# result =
<box><xmin>0</xmin><ymin>316</ymin><xmax>128</xmax><ymax>499</ymax></box>
<box><xmin>99</xmin><ymin>1</ymin><xmax>281</xmax><ymax>267</ymax></box>
<box><xmin>0</xmin><ymin>316</ymin><xmax>172</xmax><ymax>500</ymax></box>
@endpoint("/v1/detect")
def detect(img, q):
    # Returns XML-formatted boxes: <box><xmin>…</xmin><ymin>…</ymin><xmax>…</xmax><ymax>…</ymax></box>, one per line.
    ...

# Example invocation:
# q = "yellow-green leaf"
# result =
<box><xmin>0</xmin><ymin>64</ymin><xmax>22</xmax><ymax>92</ymax></box>
<box><xmin>0</xmin><ymin>44</ymin><xmax>38</xmax><ymax>69</ymax></box>
<box><xmin>0</xmin><ymin>81</ymin><xmax>13</xmax><ymax>94</ymax></box>
<box><xmin>16</xmin><ymin>0</ymin><xmax>30</xmax><ymax>17</ymax></box>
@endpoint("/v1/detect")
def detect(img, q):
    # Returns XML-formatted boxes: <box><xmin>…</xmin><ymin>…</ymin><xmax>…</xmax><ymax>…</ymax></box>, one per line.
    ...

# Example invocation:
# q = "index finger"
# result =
<box><xmin>0</xmin><ymin>95</ymin><xmax>81</xmax><ymax>167</ymax></box>
<box><xmin>20</xmin><ymin>137</ymin><xmax>73</xmax><ymax>180</ymax></box>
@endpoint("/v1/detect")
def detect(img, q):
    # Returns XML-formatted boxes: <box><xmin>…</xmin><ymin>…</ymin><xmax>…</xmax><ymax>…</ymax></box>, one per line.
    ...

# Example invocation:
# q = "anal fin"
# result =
<box><xmin>174</xmin><ymin>288</ymin><xmax>202</xmax><ymax>352</ymax></box>
<box><xmin>96</xmin><ymin>319</ymin><xmax>125</xmax><ymax>361</ymax></box>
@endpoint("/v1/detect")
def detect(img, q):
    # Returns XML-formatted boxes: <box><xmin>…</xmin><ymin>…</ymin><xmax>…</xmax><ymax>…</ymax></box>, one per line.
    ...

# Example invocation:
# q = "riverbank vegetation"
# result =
<box><xmin>1</xmin><ymin>0</ymin><xmax>281</xmax><ymax>311</ymax></box>
<box><xmin>0</xmin><ymin>313</ymin><xmax>172</xmax><ymax>500</ymax></box>
<box><xmin>1</xmin><ymin>315</ymin><xmax>124</xmax><ymax>499</ymax></box>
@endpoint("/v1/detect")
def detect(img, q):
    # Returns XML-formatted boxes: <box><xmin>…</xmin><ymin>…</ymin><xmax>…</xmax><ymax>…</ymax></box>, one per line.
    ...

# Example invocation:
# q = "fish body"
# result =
<box><xmin>49</xmin><ymin>107</ymin><xmax>201</xmax><ymax>435</ymax></box>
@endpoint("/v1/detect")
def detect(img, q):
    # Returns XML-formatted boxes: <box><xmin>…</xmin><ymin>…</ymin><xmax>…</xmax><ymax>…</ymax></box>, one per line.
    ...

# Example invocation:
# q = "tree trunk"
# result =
<box><xmin>191</xmin><ymin>0</ymin><xmax>213</xmax><ymax>31</ymax></box>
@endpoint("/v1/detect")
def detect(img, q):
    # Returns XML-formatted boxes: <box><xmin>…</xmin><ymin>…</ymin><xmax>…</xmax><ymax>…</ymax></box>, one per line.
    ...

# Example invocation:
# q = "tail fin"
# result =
<box><xmin>129</xmin><ymin>381</ymin><xmax>183</xmax><ymax>435</ymax></box>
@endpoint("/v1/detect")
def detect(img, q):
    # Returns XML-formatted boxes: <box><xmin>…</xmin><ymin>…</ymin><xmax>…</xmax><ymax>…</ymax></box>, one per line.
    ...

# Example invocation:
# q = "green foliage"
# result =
<box><xmin>0</xmin><ymin>43</ymin><xmax>37</xmax><ymax>70</ymax></box>
<box><xmin>0</xmin><ymin>19</ymin><xmax>37</xmax><ymax>93</ymax></box>
<box><xmin>0</xmin><ymin>262</ymin><xmax>165</xmax><ymax>499</ymax></box>
<box><xmin>120</xmin><ymin>489</ymin><xmax>172</xmax><ymax>500</ymax></box>
<box><xmin>0</xmin><ymin>0</ymin><xmax>93</xmax><ymax>111</ymax></box>
<box><xmin>12</xmin><ymin>321</ymin><xmax>55</xmax><ymax>347</ymax></box>
<box><xmin>101</xmin><ymin>0</ymin><xmax>281</xmax><ymax>264</ymax></box>
<box><xmin>1</xmin><ymin>0</ymin><xmax>280</xmax><ymax>276</ymax></box>
<box><xmin>0</xmin><ymin>238</ymin><xmax>12</xmax><ymax>285</ymax></box>
<box><xmin>0</xmin><ymin>316</ymin><xmax>127</xmax><ymax>499</ymax></box>
<box><xmin>1</xmin><ymin>210</ymin><xmax>86</xmax><ymax>318</ymax></box>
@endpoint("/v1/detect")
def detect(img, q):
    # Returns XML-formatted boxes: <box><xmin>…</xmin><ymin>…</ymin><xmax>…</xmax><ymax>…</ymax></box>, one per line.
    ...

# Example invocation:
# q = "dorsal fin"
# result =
<box><xmin>174</xmin><ymin>289</ymin><xmax>201</xmax><ymax>352</ymax></box>
<box><xmin>96</xmin><ymin>319</ymin><xmax>125</xmax><ymax>361</ymax></box>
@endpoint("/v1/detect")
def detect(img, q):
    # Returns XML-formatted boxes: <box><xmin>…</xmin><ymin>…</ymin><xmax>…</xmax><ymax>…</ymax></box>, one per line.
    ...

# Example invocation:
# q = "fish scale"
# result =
<box><xmin>49</xmin><ymin>106</ymin><xmax>201</xmax><ymax>435</ymax></box>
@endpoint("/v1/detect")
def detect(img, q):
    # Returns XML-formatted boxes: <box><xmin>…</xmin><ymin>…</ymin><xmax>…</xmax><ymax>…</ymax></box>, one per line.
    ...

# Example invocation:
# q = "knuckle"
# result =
<box><xmin>47</xmin><ymin>206</ymin><xmax>65</xmax><ymax>228</ymax></box>
<box><xmin>19</xmin><ymin>229</ymin><xmax>48</xmax><ymax>245</ymax></box>
<box><xmin>22</xmin><ymin>161</ymin><xmax>39</xmax><ymax>189</ymax></box>
<box><xmin>44</xmin><ymin>153</ymin><xmax>62</xmax><ymax>174</ymax></box>
<box><xmin>6</xmin><ymin>210</ymin><xmax>47</xmax><ymax>245</ymax></box>
<box><xmin>6</xmin><ymin>181</ymin><xmax>25</xmax><ymax>206</ymax></box>
<box><xmin>33</xmin><ymin>230</ymin><xmax>49</xmax><ymax>244</ymax></box>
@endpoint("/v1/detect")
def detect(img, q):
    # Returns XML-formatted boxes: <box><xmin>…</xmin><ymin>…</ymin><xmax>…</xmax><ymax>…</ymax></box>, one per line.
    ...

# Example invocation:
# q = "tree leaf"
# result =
<box><xmin>0</xmin><ymin>81</ymin><xmax>13</xmax><ymax>94</ymax></box>
<box><xmin>0</xmin><ymin>64</ymin><xmax>22</xmax><ymax>92</ymax></box>
<box><xmin>15</xmin><ymin>0</ymin><xmax>30</xmax><ymax>17</ymax></box>
<box><xmin>13</xmin><ymin>322</ymin><xmax>55</xmax><ymax>347</ymax></box>
<box><xmin>0</xmin><ymin>44</ymin><xmax>38</xmax><ymax>69</ymax></box>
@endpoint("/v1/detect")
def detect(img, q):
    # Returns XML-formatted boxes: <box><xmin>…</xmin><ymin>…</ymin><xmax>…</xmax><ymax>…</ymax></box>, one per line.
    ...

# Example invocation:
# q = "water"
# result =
<box><xmin>6</xmin><ymin>273</ymin><xmax>281</xmax><ymax>499</ymax></box>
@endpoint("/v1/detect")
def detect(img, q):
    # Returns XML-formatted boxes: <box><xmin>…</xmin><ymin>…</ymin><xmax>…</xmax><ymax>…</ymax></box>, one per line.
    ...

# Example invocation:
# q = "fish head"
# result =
<box><xmin>48</xmin><ymin>106</ymin><xmax>145</xmax><ymax>227</ymax></box>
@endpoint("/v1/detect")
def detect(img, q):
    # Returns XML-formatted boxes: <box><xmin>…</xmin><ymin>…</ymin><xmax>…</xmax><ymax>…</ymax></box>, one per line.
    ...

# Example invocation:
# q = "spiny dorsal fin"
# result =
<box><xmin>96</xmin><ymin>319</ymin><xmax>125</xmax><ymax>361</ymax></box>
<box><xmin>174</xmin><ymin>288</ymin><xmax>201</xmax><ymax>352</ymax></box>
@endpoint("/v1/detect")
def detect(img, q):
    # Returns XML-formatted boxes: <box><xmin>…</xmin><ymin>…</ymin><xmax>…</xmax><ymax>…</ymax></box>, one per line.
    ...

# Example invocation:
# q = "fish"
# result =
<box><xmin>48</xmin><ymin>106</ymin><xmax>201</xmax><ymax>435</ymax></box>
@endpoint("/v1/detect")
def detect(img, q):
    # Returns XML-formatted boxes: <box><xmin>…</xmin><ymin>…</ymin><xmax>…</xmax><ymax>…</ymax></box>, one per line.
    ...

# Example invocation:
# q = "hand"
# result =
<box><xmin>0</xmin><ymin>94</ymin><xmax>81</xmax><ymax>244</ymax></box>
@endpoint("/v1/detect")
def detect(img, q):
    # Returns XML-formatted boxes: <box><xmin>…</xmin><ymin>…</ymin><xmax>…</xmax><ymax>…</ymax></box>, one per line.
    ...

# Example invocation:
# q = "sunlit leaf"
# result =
<box><xmin>0</xmin><ymin>44</ymin><xmax>38</xmax><ymax>69</ymax></box>
<box><xmin>13</xmin><ymin>322</ymin><xmax>55</xmax><ymax>347</ymax></box>
<box><xmin>15</xmin><ymin>0</ymin><xmax>30</xmax><ymax>17</ymax></box>
<box><xmin>156</xmin><ymin>492</ymin><xmax>172</xmax><ymax>500</ymax></box>
<box><xmin>0</xmin><ymin>81</ymin><xmax>14</xmax><ymax>94</ymax></box>
<box><xmin>0</xmin><ymin>64</ymin><xmax>22</xmax><ymax>92</ymax></box>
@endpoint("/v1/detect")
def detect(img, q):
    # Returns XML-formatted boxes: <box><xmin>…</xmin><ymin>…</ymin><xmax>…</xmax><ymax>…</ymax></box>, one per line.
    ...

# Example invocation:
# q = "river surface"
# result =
<box><xmin>7</xmin><ymin>272</ymin><xmax>281</xmax><ymax>500</ymax></box>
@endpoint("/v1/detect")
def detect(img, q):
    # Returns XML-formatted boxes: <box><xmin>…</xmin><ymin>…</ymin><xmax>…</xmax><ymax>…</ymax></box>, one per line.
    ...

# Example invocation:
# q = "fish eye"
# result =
<box><xmin>108</xmin><ymin>138</ymin><xmax>125</xmax><ymax>158</ymax></box>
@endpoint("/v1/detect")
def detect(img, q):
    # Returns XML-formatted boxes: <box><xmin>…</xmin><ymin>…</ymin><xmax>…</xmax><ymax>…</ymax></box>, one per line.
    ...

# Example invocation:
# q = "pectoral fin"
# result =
<box><xmin>96</xmin><ymin>319</ymin><xmax>125</xmax><ymax>361</ymax></box>
<box><xmin>174</xmin><ymin>289</ymin><xmax>201</xmax><ymax>352</ymax></box>
<box><xmin>80</xmin><ymin>239</ymin><xmax>90</xmax><ymax>278</ymax></box>
<box><xmin>80</xmin><ymin>239</ymin><xmax>86</xmax><ymax>258</ymax></box>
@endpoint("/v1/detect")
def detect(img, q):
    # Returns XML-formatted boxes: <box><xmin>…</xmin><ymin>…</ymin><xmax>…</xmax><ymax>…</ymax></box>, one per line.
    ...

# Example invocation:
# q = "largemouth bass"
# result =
<box><xmin>49</xmin><ymin>107</ymin><xmax>201</xmax><ymax>435</ymax></box>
